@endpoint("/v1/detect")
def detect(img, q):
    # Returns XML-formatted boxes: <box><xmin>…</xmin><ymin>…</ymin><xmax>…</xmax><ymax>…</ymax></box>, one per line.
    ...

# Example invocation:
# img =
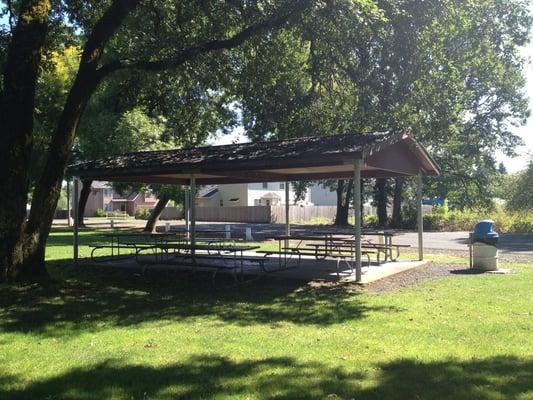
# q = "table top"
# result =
<box><xmin>171</xmin><ymin>228</ymin><xmax>229</xmax><ymax>234</ymax></box>
<box><xmin>266</xmin><ymin>234</ymin><xmax>331</xmax><ymax>241</ymax></box>
<box><xmin>103</xmin><ymin>231</ymin><xmax>181</xmax><ymax>237</ymax></box>
<box><xmin>312</xmin><ymin>230</ymin><xmax>396</xmax><ymax>237</ymax></box>
<box><xmin>361</xmin><ymin>231</ymin><xmax>396</xmax><ymax>237</ymax></box>
<box><xmin>167</xmin><ymin>243</ymin><xmax>260</xmax><ymax>252</ymax></box>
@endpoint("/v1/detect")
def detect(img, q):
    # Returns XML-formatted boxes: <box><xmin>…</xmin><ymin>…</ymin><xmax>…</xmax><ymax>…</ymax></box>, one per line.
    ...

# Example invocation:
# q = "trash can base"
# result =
<box><xmin>472</xmin><ymin>243</ymin><xmax>498</xmax><ymax>271</ymax></box>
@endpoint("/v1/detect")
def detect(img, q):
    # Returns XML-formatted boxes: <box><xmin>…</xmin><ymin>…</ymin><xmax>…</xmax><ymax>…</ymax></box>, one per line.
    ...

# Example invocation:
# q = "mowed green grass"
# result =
<box><xmin>0</xmin><ymin>228</ymin><xmax>532</xmax><ymax>399</ymax></box>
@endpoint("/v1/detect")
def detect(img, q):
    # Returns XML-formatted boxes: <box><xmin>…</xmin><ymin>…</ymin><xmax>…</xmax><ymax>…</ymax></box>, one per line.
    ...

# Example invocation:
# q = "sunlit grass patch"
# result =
<box><xmin>1</xmin><ymin>227</ymin><xmax>531</xmax><ymax>399</ymax></box>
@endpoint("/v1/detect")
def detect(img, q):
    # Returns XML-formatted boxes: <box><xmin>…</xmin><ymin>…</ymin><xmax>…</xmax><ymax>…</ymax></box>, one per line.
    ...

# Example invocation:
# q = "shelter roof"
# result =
<box><xmin>68</xmin><ymin>132</ymin><xmax>439</xmax><ymax>185</ymax></box>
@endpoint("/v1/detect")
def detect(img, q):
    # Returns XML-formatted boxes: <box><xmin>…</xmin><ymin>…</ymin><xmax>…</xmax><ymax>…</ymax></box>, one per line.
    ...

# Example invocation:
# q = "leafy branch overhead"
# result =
<box><xmin>96</xmin><ymin>0</ymin><xmax>314</xmax><ymax>78</ymax></box>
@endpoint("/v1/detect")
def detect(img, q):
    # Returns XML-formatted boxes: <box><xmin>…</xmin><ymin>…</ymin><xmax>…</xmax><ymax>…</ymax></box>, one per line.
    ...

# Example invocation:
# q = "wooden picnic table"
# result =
<box><xmin>89</xmin><ymin>231</ymin><xmax>185</xmax><ymax>260</ymax></box>
<box><xmin>137</xmin><ymin>242</ymin><xmax>262</xmax><ymax>287</ymax></box>
<box><xmin>338</xmin><ymin>238</ymin><xmax>409</xmax><ymax>262</ymax></box>
<box><xmin>312</xmin><ymin>230</ymin><xmax>404</xmax><ymax>262</ymax></box>
<box><xmin>263</xmin><ymin>234</ymin><xmax>346</xmax><ymax>270</ymax></box>
<box><xmin>263</xmin><ymin>234</ymin><xmax>377</xmax><ymax>276</ymax></box>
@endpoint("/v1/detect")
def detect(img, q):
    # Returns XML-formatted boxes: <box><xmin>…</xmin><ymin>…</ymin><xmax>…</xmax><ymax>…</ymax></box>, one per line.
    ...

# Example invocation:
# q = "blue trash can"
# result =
<box><xmin>470</xmin><ymin>220</ymin><xmax>499</xmax><ymax>270</ymax></box>
<box><xmin>472</xmin><ymin>220</ymin><xmax>499</xmax><ymax>246</ymax></box>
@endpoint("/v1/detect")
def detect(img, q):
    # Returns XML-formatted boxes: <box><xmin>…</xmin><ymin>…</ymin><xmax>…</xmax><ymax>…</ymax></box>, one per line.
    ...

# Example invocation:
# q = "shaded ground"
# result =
<box><xmin>1</xmin><ymin>355</ymin><xmax>531</xmax><ymax>400</ymax></box>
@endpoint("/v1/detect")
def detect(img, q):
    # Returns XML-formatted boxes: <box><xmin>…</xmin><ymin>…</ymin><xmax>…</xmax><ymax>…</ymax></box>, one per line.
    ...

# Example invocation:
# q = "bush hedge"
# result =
<box><xmin>134</xmin><ymin>207</ymin><xmax>152</xmax><ymax>220</ymax></box>
<box><xmin>363</xmin><ymin>204</ymin><xmax>533</xmax><ymax>233</ymax></box>
<box><xmin>422</xmin><ymin>207</ymin><xmax>533</xmax><ymax>233</ymax></box>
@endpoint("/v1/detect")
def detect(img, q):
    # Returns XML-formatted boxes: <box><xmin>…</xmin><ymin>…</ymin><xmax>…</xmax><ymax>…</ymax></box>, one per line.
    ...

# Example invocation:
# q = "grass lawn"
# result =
<box><xmin>0</xmin><ymin>227</ymin><xmax>532</xmax><ymax>399</ymax></box>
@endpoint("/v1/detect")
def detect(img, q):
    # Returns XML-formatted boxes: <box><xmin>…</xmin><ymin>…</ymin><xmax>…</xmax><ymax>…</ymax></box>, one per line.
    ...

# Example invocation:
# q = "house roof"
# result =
<box><xmin>68</xmin><ymin>132</ymin><xmax>439</xmax><ymax>185</ymax></box>
<box><xmin>261</xmin><ymin>192</ymin><xmax>282</xmax><ymax>199</ymax></box>
<box><xmin>198</xmin><ymin>185</ymin><xmax>219</xmax><ymax>198</ymax></box>
<box><xmin>91</xmin><ymin>180</ymin><xmax>110</xmax><ymax>189</ymax></box>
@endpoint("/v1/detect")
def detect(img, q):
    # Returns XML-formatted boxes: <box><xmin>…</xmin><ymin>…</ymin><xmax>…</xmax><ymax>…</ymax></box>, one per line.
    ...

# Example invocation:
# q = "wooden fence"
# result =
<box><xmin>161</xmin><ymin>205</ymin><xmax>338</xmax><ymax>223</ymax></box>
<box><xmin>196</xmin><ymin>206</ymin><xmax>272</xmax><ymax>223</ymax></box>
<box><xmin>270</xmin><ymin>205</ymin><xmax>337</xmax><ymax>223</ymax></box>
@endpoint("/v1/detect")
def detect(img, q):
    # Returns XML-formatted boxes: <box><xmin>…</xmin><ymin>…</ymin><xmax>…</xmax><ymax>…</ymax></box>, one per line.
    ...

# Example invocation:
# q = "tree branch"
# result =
<box><xmin>79</xmin><ymin>0</ymin><xmax>141</xmax><ymax>73</ymax></box>
<box><xmin>96</xmin><ymin>0</ymin><xmax>313</xmax><ymax>79</ymax></box>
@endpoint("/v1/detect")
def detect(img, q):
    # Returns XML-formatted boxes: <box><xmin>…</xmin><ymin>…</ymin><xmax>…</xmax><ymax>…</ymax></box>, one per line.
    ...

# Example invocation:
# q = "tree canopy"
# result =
<box><xmin>233</xmin><ymin>0</ymin><xmax>531</xmax><ymax>209</ymax></box>
<box><xmin>506</xmin><ymin>159</ymin><xmax>533</xmax><ymax>211</ymax></box>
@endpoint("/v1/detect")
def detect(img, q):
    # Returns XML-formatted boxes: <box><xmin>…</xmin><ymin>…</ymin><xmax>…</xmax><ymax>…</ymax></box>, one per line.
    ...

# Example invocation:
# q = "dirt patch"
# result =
<box><xmin>364</xmin><ymin>262</ymin><xmax>472</xmax><ymax>293</ymax></box>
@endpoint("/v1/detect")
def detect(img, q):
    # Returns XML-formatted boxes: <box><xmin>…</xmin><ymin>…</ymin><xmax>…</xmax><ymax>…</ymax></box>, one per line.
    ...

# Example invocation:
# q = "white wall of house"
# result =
<box><xmin>217</xmin><ymin>183</ymin><xmax>249</xmax><ymax>207</ymax></box>
<box><xmin>309</xmin><ymin>183</ymin><xmax>337</xmax><ymax>206</ymax></box>
<box><xmin>246</xmin><ymin>182</ymin><xmax>312</xmax><ymax>206</ymax></box>
<box><xmin>196</xmin><ymin>182</ymin><xmax>314</xmax><ymax>207</ymax></box>
<box><xmin>196</xmin><ymin>191</ymin><xmax>221</xmax><ymax>207</ymax></box>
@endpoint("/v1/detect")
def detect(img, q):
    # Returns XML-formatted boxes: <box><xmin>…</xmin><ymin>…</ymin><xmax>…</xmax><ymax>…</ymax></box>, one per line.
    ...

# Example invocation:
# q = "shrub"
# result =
<box><xmin>420</xmin><ymin>206</ymin><xmax>533</xmax><ymax>233</ymax></box>
<box><xmin>135</xmin><ymin>207</ymin><xmax>152</xmax><ymax>220</ymax></box>
<box><xmin>363</xmin><ymin>214</ymin><xmax>378</xmax><ymax>228</ymax></box>
<box><xmin>94</xmin><ymin>208</ymin><xmax>106</xmax><ymax>217</ymax></box>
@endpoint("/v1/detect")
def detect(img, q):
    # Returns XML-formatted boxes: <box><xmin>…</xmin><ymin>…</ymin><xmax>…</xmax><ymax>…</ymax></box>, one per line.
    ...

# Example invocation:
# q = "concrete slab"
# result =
<box><xmin>343</xmin><ymin>260</ymin><xmax>429</xmax><ymax>284</ymax></box>
<box><xmin>85</xmin><ymin>252</ymin><xmax>428</xmax><ymax>285</ymax></box>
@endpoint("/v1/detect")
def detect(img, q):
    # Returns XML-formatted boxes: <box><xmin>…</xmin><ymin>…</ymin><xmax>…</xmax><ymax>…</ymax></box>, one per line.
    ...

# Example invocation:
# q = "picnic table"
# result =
<box><xmin>260</xmin><ymin>234</ymin><xmax>330</xmax><ymax>270</ymax></box>
<box><xmin>170</xmin><ymin>228</ymin><xmax>230</xmax><ymax>237</ymax></box>
<box><xmin>262</xmin><ymin>234</ymin><xmax>375</xmax><ymax>276</ymax></box>
<box><xmin>338</xmin><ymin>234</ymin><xmax>410</xmax><ymax>262</ymax></box>
<box><xmin>312</xmin><ymin>230</ymin><xmax>409</xmax><ymax>262</ymax></box>
<box><xmin>90</xmin><ymin>231</ymin><xmax>185</xmax><ymax>261</ymax></box>
<box><xmin>137</xmin><ymin>242</ymin><xmax>262</xmax><ymax>287</ymax></box>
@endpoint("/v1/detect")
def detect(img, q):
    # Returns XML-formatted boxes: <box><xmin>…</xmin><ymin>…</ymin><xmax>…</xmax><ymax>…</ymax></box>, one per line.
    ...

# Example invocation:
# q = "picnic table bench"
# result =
<box><xmin>135</xmin><ymin>242</ymin><xmax>263</xmax><ymax>288</ymax></box>
<box><xmin>338</xmin><ymin>238</ymin><xmax>410</xmax><ymax>262</ymax></box>
<box><xmin>312</xmin><ymin>231</ymin><xmax>411</xmax><ymax>262</ymax></box>
<box><xmin>262</xmin><ymin>234</ymin><xmax>377</xmax><ymax>275</ymax></box>
<box><xmin>89</xmin><ymin>232</ymin><xmax>184</xmax><ymax>261</ymax></box>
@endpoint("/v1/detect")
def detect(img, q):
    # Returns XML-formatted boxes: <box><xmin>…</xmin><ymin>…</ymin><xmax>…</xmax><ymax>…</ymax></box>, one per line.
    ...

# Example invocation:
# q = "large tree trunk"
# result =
<box><xmin>77</xmin><ymin>179</ymin><xmax>93</xmax><ymax>227</ymax></box>
<box><xmin>13</xmin><ymin>0</ymin><xmax>141</xmax><ymax>281</ymax></box>
<box><xmin>144</xmin><ymin>194</ymin><xmax>170</xmax><ymax>233</ymax></box>
<box><xmin>391</xmin><ymin>177</ymin><xmax>405</xmax><ymax>228</ymax></box>
<box><xmin>0</xmin><ymin>0</ymin><xmax>51</xmax><ymax>282</ymax></box>
<box><xmin>334</xmin><ymin>179</ymin><xmax>354</xmax><ymax>226</ymax></box>
<box><xmin>374</xmin><ymin>178</ymin><xmax>388</xmax><ymax>227</ymax></box>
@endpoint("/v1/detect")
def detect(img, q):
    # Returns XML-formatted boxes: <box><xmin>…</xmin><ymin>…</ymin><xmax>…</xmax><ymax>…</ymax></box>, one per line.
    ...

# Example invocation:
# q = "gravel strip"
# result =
<box><xmin>420</xmin><ymin>248</ymin><xmax>533</xmax><ymax>264</ymax></box>
<box><xmin>364</xmin><ymin>262</ymin><xmax>470</xmax><ymax>293</ymax></box>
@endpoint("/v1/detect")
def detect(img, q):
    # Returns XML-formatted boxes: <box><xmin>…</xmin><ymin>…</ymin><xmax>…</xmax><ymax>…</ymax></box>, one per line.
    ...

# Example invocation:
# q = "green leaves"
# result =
<box><xmin>506</xmin><ymin>159</ymin><xmax>533</xmax><ymax>212</ymax></box>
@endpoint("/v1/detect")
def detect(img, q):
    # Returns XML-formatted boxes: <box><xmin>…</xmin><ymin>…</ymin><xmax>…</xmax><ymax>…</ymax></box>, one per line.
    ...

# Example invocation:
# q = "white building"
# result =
<box><xmin>194</xmin><ymin>182</ymin><xmax>380</xmax><ymax>216</ymax></box>
<box><xmin>196</xmin><ymin>182</ymin><xmax>334</xmax><ymax>207</ymax></box>
<box><xmin>309</xmin><ymin>183</ymin><xmax>337</xmax><ymax>206</ymax></box>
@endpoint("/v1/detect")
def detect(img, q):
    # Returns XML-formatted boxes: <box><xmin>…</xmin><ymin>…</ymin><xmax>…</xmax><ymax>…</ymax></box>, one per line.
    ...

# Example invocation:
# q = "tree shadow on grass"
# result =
<box><xmin>0</xmin><ymin>260</ymin><xmax>402</xmax><ymax>336</ymax></box>
<box><xmin>0</xmin><ymin>355</ymin><xmax>531</xmax><ymax>399</ymax></box>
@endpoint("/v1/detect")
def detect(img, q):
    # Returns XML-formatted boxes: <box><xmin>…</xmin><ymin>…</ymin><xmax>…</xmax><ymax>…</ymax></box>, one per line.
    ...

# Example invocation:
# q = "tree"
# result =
<box><xmin>334</xmin><ymin>179</ymin><xmax>354</xmax><ymax>226</ymax></box>
<box><xmin>143</xmin><ymin>185</ymin><xmax>185</xmax><ymax>233</ymax></box>
<box><xmin>373</xmin><ymin>178</ymin><xmax>389</xmax><ymax>227</ymax></box>
<box><xmin>235</xmin><ymin>0</ymin><xmax>531</xmax><ymax>224</ymax></box>
<box><xmin>391</xmin><ymin>177</ymin><xmax>404</xmax><ymax>228</ymax></box>
<box><xmin>506</xmin><ymin>159</ymin><xmax>533</xmax><ymax>211</ymax></box>
<box><xmin>74</xmin><ymin>58</ymin><xmax>238</xmax><ymax>225</ymax></box>
<box><xmin>0</xmin><ymin>0</ymin><xmax>52</xmax><ymax>282</ymax></box>
<box><xmin>0</xmin><ymin>0</ymin><xmax>316</xmax><ymax>282</ymax></box>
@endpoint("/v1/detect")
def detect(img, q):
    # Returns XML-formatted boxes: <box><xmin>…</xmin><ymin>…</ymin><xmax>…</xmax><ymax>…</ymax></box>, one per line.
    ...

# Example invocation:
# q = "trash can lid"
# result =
<box><xmin>474</xmin><ymin>220</ymin><xmax>496</xmax><ymax>235</ymax></box>
<box><xmin>473</xmin><ymin>231</ymin><xmax>499</xmax><ymax>238</ymax></box>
